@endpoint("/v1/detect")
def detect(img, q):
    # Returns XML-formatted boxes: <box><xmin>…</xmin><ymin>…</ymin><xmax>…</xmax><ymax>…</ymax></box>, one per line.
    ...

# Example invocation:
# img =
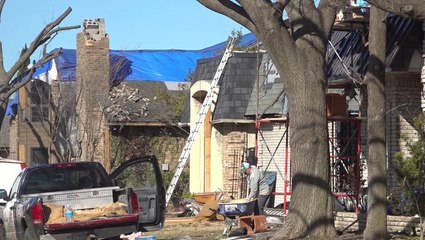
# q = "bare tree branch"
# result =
<box><xmin>238</xmin><ymin>0</ymin><xmax>296</xmax><ymax>61</ymax></box>
<box><xmin>4</xmin><ymin>49</ymin><xmax>62</xmax><ymax>97</ymax></box>
<box><xmin>0</xmin><ymin>41</ymin><xmax>5</xmax><ymax>77</ymax></box>
<box><xmin>6</xmin><ymin>7</ymin><xmax>79</xmax><ymax>81</ymax></box>
<box><xmin>197</xmin><ymin>0</ymin><xmax>258</xmax><ymax>35</ymax></box>
<box><xmin>0</xmin><ymin>0</ymin><xmax>5</xmax><ymax>24</ymax></box>
<box><xmin>367</xmin><ymin>0</ymin><xmax>425</xmax><ymax>20</ymax></box>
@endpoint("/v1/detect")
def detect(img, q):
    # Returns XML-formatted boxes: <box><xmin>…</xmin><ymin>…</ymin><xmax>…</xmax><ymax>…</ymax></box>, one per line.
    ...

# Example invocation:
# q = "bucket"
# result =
<box><xmin>135</xmin><ymin>235</ymin><xmax>157</xmax><ymax>240</ymax></box>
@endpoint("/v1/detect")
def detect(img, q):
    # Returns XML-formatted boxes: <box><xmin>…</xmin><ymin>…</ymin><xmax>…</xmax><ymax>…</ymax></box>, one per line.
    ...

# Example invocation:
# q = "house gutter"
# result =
<box><xmin>108</xmin><ymin>122</ymin><xmax>181</xmax><ymax>127</ymax></box>
<box><xmin>211</xmin><ymin>119</ymin><xmax>255</xmax><ymax>124</ymax></box>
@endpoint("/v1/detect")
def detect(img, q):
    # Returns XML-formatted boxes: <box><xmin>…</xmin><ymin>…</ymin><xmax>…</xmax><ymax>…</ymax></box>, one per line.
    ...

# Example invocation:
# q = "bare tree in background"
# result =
<box><xmin>0</xmin><ymin>0</ymin><xmax>79</xmax><ymax>131</ymax></box>
<box><xmin>197</xmin><ymin>1</ymin><xmax>345</xmax><ymax>239</ymax></box>
<box><xmin>23</xmin><ymin>55</ymin><xmax>135</xmax><ymax>163</ymax></box>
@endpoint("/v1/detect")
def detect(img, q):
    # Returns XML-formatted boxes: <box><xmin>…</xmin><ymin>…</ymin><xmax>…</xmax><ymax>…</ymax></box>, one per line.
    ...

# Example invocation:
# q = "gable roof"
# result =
<box><xmin>192</xmin><ymin>53</ymin><xmax>261</xmax><ymax>123</ymax></box>
<box><xmin>192</xmin><ymin>52</ymin><xmax>287</xmax><ymax>123</ymax></box>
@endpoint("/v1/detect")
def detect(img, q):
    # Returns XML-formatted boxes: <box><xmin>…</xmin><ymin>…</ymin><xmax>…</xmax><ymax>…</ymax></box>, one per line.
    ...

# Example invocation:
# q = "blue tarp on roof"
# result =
<box><xmin>49</xmin><ymin>32</ymin><xmax>257</xmax><ymax>82</ymax></box>
<box><xmin>109</xmin><ymin>49</ymin><xmax>214</xmax><ymax>81</ymax></box>
<box><xmin>5</xmin><ymin>33</ymin><xmax>257</xmax><ymax>116</ymax></box>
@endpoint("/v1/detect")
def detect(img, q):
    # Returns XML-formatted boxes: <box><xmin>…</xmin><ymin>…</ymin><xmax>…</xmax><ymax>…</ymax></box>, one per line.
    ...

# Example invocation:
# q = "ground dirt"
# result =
<box><xmin>145</xmin><ymin>218</ymin><xmax>421</xmax><ymax>240</ymax></box>
<box><xmin>144</xmin><ymin>216</ymin><xmax>281</xmax><ymax>240</ymax></box>
<box><xmin>153</xmin><ymin>220</ymin><xmax>226</xmax><ymax>239</ymax></box>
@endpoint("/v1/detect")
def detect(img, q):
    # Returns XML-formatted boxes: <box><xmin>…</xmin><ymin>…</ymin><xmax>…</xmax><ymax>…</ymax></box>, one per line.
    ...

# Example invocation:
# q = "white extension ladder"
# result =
<box><xmin>165</xmin><ymin>38</ymin><xmax>235</xmax><ymax>205</ymax></box>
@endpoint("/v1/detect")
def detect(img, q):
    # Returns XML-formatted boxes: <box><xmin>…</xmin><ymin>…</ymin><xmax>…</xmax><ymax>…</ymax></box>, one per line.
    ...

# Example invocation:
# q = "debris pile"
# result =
<box><xmin>105</xmin><ymin>84</ymin><xmax>152</xmax><ymax>121</ymax></box>
<box><xmin>169</xmin><ymin>192</ymin><xmax>235</xmax><ymax>222</ymax></box>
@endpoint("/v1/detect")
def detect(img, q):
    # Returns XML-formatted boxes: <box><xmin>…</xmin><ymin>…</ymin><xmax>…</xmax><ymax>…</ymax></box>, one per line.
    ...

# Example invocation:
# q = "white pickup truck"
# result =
<box><xmin>0</xmin><ymin>156</ymin><xmax>165</xmax><ymax>240</ymax></box>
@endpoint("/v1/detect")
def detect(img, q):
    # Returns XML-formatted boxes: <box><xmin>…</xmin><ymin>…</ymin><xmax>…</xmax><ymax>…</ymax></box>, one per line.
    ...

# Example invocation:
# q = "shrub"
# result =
<box><xmin>393</xmin><ymin>113</ymin><xmax>425</xmax><ymax>216</ymax></box>
<box><xmin>162</xmin><ymin>170</ymin><xmax>191</xmax><ymax>201</ymax></box>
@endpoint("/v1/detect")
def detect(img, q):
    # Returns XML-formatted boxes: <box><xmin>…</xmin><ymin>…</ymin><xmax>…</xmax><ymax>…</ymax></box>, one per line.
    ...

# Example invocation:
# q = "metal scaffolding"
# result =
<box><xmin>255</xmin><ymin>116</ymin><xmax>362</xmax><ymax>214</ymax></box>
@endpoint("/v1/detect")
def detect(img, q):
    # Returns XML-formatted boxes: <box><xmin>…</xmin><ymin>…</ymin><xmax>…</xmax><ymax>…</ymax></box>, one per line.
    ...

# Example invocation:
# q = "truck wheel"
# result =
<box><xmin>24</xmin><ymin>228</ymin><xmax>39</xmax><ymax>240</ymax></box>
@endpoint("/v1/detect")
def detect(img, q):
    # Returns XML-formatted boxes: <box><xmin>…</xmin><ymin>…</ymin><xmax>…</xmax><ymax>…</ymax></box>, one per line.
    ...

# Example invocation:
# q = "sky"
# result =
<box><xmin>0</xmin><ymin>0</ymin><xmax>249</xmax><ymax>69</ymax></box>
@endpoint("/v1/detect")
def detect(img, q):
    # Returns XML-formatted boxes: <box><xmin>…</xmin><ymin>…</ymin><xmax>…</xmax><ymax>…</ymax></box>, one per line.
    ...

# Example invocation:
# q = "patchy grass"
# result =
<box><xmin>147</xmin><ymin>220</ymin><xmax>226</xmax><ymax>240</ymax></box>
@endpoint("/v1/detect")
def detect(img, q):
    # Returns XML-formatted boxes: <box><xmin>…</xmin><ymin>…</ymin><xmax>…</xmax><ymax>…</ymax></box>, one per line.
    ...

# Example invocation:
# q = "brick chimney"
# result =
<box><xmin>76</xmin><ymin>18</ymin><xmax>110</xmax><ymax>163</ymax></box>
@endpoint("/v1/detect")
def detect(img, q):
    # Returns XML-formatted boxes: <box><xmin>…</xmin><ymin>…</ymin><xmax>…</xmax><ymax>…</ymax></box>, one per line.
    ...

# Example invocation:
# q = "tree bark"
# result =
<box><xmin>367</xmin><ymin>0</ymin><xmax>425</xmax><ymax>20</ymax></box>
<box><xmin>363</xmin><ymin>5</ymin><xmax>388</xmax><ymax>240</ymax></box>
<box><xmin>273</xmin><ymin>45</ymin><xmax>336</xmax><ymax>239</ymax></box>
<box><xmin>197</xmin><ymin>0</ymin><xmax>342</xmax><ymax>238</ymax></box>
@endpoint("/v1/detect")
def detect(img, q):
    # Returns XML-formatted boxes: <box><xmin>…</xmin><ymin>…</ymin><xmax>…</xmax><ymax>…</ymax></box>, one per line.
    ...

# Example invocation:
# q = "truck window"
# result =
<box><xmin>22</xmin><ymin>165</ymin><xmax>109</xmax><ymax>194</ymax></box>
<box><xmin>9</xmin><ymin>173</ymin><xmax>22</xmax><ymax>199</ymax></box>
<box><xmin>114</xmin><ymin>161</ymin><xmax>157</xmax><ymax>189</ymax></box>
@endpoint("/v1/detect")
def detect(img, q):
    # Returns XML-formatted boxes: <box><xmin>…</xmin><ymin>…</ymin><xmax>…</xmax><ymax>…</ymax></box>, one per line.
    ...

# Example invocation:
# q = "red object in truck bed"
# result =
<box><xmin>44</xmin><ymin>214</ymin><xmax>139</xmax><ymax>231</ymax></box>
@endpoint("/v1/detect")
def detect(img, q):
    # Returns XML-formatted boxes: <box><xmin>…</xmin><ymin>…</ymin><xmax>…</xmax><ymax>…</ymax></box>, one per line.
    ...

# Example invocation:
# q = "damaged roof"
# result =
<box><xmin>101</xmin><ymin>80</ymin><xmax>188</xmax><ymax>125</ymax></box>
<box><xmin>326</xmin><ymin>15</ymin><xmax>416</xmax><ymax>83</ymax></box>
<box><xmin>191</xmin><ymin>15</ymin><xmax>418</xmax><ymax>122</ymax></box>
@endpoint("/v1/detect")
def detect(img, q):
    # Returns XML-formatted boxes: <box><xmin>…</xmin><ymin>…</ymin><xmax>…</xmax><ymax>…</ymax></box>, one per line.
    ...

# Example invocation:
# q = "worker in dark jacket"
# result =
<box><xmin>240</xmin><ymin>162</ymin><xmax>274</xmax><ymax>215</ymax></box>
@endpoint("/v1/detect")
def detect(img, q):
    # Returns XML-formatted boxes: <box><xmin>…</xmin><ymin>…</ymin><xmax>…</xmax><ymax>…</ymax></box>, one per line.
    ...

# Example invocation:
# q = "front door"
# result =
<box><xmin>110</xmin><ymin>156</ymin><xmax>165</xmax><ymax>232</ymax></box>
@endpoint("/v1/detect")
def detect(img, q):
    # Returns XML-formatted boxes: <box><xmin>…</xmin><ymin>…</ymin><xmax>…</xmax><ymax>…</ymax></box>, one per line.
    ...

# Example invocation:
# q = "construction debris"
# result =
<box><xmin>44</xmin><ymin>202</ymin><xmax>128</xmax><ymax>224</ymax></box>
<box><xmin>106</xmin><ymin>84</ymin><xmax>150</xmax><ymax>121</ymax></box>
<box><xmin>194</xmin><ymin>200</ymin><xmax>225</xmax><ymax>222</ymax></box>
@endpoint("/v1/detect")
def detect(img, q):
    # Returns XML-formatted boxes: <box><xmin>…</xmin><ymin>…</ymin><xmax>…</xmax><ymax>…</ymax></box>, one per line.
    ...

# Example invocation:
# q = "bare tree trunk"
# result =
<box><xmin>272</xmin><ymin>47</ymin><xmax>335</xmax><ymax>239</ymax></box>
<box><xmin>367</xmin><ymin>0</ymin><xmax>425</xmax><ymax>20</ymax></box>
<box><xmin>364</xmin><ymin>5</ymin><xmax>388</xmax><ymax>240</ymax></box>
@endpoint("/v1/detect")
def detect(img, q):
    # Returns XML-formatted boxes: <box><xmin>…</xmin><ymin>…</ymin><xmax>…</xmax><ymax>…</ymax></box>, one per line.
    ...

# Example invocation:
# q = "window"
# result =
<box><xmin>31</xmin><ymin>148</ymin><xmax>48</xmax><ymax>166</ymax></box>
<box><xmin>30</xmin><ymin>80</ymin><xmax>49</xmax><ymax>122</ymax></box>
<box><xmin>31</xmin><ymin>106</ymin><xmax>48</xmax><ymax>122</ymax></box>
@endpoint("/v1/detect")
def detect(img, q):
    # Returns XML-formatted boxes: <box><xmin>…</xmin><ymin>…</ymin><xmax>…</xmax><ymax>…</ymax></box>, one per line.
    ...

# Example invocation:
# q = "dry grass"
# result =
<box><xmin>147</xmin><ymin>219</ymin><xmax>226</xmax><ymax>240</ymax></box>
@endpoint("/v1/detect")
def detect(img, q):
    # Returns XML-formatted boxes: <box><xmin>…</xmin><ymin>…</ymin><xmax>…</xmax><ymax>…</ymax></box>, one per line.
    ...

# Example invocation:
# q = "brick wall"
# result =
<box><xmin>335</xmin><ymin>212</ymin><xmax>423</xmax><ymax>235</ymax></box>
<box><xmin>215</xmin><ymin>123</ymin><xmax>255</xmax><ymax>198</ymax></box>
<box><xmin>49</xmin><ymin>80</ymin><xmax>60</xmax><ymax>163</ymax></box>
<box><xmin>14</xmin><ymin>85</ymin><xmax>51</xmax><ymax>165</ymax></box>
<box><xmin>386</xmin><ymin>72</ymin><xmax>421</xmax><ymax>189</ymax></box>
<box><xmin>8</xmin><ymin>118</ymin><xmax>17</xmax><ymax>159</ymax></box>
<box><xmin>76</xmin><ymin>19</ymin><xmax>110</xmax><ymax>163</ymax></box>
<box><xmin>359</xmin><ymin>72</ymin><xmax>421</xmax><ymax>190</ymax></box>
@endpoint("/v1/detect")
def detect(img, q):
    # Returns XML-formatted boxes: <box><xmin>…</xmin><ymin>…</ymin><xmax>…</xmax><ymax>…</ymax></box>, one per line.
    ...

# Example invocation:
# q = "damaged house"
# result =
<box><xmin>2</xmin><ymin>10</ymin><xmax>423</xmax><ymax>214</ymax></box>
<box><xmin>4</xmin><ymin>18</ymin><xmax>236</xmax><ymax>171</ymax></box>
<box><xmin>189</xmin><ymin>13</ymin><xmax>424</xmax><ymax>210</ymax></box>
